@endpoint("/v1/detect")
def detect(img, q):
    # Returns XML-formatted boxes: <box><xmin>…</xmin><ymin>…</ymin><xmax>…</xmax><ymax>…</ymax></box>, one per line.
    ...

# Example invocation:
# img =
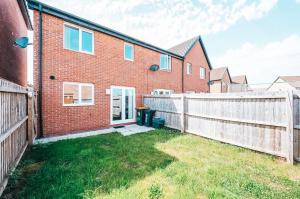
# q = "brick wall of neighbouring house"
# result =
<box><xmin>183</xmin><ymin>42</ymin><xmax>210</xmax><ymax>92</ymax></box>
<box><xmin>33</xmin><ymin>11</ymin><xmax>211</xmax><ymax>136</ymax></box>
<box><xmin>0</xmin><ymin>0</ymin><xmax>28</xmax><ymax>86</ymax></box>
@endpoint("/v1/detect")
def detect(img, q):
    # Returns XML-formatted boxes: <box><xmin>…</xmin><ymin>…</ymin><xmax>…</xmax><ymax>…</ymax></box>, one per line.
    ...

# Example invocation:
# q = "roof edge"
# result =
<box><xmin>224</xmin><ymin>67</ymin><xmax>232</xmax><ymax>83</ymax></box>
<box><xmin>26</xmin><ymin>0</ymin><xmax>183</xmax><ymax>60</ymax></box>
<box><xmin>181</xmin><ymin>37</ymin><xmax>198</xmax><ymax>57</ymax></box>
<box><xmin>198</xmin><ymin>36</ymin><xmax>212</xmax><ymax>70</ymax></box>
<box><xmin>18</xmin><ymin>0</ymin><xmax>33</xmax><ymax>30</ymax></box>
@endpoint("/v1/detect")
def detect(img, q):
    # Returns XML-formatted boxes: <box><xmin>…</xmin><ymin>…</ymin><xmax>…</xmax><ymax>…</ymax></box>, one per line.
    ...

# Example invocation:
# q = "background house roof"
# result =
<box><xmin>168</xmin><ymin>36</ymin><xmax>212</xmax><ymax>69</ymax></box>
<box><xmin>232</xmin><ymin>75</ymin><xmax>247</xmax><ymax>84</ymax></box>
<box><xmin>278</xmin><ymin>76</ymin><xmax>300</xmax><ymax>88</ymax></box>
<box><xmin>168</xmin><ymin>37</ymin><xmax>198</xmax><ymax>57</ymax></box>
<box><xmin>210</xmin><ymin>67</ymin><xmax>230</xmax><ymax>81</ymax></box>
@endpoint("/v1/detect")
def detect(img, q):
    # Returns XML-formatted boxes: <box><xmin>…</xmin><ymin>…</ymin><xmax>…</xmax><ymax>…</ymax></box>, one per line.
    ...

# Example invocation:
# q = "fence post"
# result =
<box><xmin>181</xmin><ymin>94</ymin><xmax>185</xmax><ymax>133</ymax></box>
<box><xmin>286</xmin><ymin>90</ymin><xmax>294</xmax><ymax>164</ymax></box>
<box><xmin>27</xmin><ymin>91</ymin><xmax>34</xmax><ymax>145</ymax></box>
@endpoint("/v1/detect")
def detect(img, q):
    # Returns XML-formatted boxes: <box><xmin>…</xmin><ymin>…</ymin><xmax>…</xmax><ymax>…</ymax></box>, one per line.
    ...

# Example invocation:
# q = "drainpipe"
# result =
<box><xmin>38</xmin><ymin>4</ymin><xmax>44</xmax><ymax>137</ymax></box>
<box><xmin>181</xmin><ymin>61</ymin><xmax>184</xmax><ymax>93</ymax></box>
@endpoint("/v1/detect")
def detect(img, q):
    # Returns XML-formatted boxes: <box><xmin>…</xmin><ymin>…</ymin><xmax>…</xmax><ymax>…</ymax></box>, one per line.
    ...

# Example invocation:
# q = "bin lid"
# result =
<box><xmin>136</xmin><ymin>106</ymin><xmax>149</xmax><ymax>110</ymax></box>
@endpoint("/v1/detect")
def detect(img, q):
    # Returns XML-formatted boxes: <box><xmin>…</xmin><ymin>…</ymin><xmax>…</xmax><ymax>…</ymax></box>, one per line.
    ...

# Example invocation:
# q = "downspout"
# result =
<box><xmin>181</xmin><ymin>60</ymin><xmax>184</xmax><ymax>93</ymax></box>
<box><xmin>38</xmin><ymin>4</ymin><xmax>44</xmax><ymax>137</ymax></box>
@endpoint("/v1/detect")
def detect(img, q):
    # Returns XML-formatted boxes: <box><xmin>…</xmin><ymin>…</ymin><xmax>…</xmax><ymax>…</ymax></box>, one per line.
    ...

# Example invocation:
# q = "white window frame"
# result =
<box><xmin>124</xmin><ymin>43</ymin><xmax>134</xmax><ymax>61</ymax></box>
<box><xmin>187</xmin><ymin>63</ymin><xmax>192</xmax><ymax>75</ymax></box>
<box><xmin>151</xmin><ymin>89</ymin><xmax>174</xmax><ymax>95</ymax></box>
<box><xmin>63</xmin><ymin>82</ymin><xmax>94</xmax><ymax>106</ymax></box>
<box><xmin>160</xmin><ymin>54</ymin><xmax>172</xmax><ymax>71</ymax></box>
<box><xmin>63</xmin><ymin>23</ymin><xmax>94</xmax><ymax>55</ymax></box>
<box><xmin>200</xmin><ymin>67</ymin><xmax>206</xmax><ymax>79</ymax></box>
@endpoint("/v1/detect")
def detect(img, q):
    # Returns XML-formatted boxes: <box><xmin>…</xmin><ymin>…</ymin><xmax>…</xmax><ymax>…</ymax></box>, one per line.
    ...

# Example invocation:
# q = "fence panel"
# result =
<box><xmin>144</xmin><ymin>95</ymin><xmax>182</xmax><ymax>130</ymax></box>
<box><xmin>144</xmin><ymin>91</ymin><xmax>298</xmax><ymax>163</ymax></box>
<box><xmin>0</xmin><ymin>79</ymin><xmax>28</xmax><ymax>195</ymax></box>
<box><xmin>294</xmin><ymin>90</ymin><xmax>300</xmax><ymax>161</ymax></box>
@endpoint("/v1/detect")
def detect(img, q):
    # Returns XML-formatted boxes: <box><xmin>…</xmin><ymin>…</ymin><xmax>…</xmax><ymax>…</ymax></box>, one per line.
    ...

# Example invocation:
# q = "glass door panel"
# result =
<box><xmin>112</xmin><ymin>88</ymin><xmax>122</xmax><ymax>121</ymax></box>
<box><xmin>111</xmin><ymin>86</ymin><xmax>135</xmax><ymax>124</ymax></box>
<box><xmin>125</xmin><ymin>89</ymin><xmax>134</xmax><ymax>120</ymax></box>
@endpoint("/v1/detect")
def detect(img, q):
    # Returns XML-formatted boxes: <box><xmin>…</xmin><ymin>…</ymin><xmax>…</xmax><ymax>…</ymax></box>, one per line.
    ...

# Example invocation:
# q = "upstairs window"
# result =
<box><xmin>64</xmin><ymin>24</ymin><xmax>94</xmax><ymax>54</ymax></box>
<box><xmin>187</xmin><ymin>63</ymin><xmax>192</xmax><ymax>75</ymax></box>
<box><xmin>64</xmin><ymin>25</ymin><xmax>79</xmax><ymax>51</ymax></box>
<box><xmin>82</xmin><ymin>31</ymin><xmax>93</xmax><ymax>53</ymax></box>
<box><xmin>160</xmin><ymin>54</ymin><xmax>171</xmax><ymax>71</ymax></box>
<box><xmin>63</xmin><ymin>82</ymin><xmax>94</xmax><ymax>106</ymax></box>
<box><xmin>200</xmin><ymin>67</ymin><xmax>206</xmax><ymax>79</ymax></box>
<box><xmin>124</xmin><ymin>43</ymin><xmax>134</xmax><ymax>61</ymax></box>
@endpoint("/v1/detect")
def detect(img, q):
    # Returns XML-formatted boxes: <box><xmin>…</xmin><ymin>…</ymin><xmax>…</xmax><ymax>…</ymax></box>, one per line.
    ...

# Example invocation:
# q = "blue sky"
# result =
<box><xmin>28</xmin><ymin>0</ymin><xmax>300</xmax><ymax>86</ymax></box>
<box><xmin>204</xmin><ymin>0</ymin><xmax>300</xmax><ymax>56</ymax></box>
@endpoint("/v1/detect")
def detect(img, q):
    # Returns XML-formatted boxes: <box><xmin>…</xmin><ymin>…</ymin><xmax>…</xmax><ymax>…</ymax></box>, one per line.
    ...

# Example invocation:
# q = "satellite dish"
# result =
<box><xmin>149</xmin><ymin>64</ymin><xmax>159</xmax><ymax>71</ymax></box>
<box><xmin>208</xmin><ymin>80</ymin><xmax>214</xmax><ymax>85</ymax></box>
<box><xmin>14</xmin><ymin>37</ymin><xmax>32</xmax><ymax>48</ymax></box>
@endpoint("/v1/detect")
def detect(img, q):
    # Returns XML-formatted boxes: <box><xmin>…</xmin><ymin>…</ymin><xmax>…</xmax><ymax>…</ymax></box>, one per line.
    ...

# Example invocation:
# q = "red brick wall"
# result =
<box><xmin>34</xmin><ymin>12</ymin><xmax>211</xmax><ymax>136</ymax></box>
<box><xmin>183</xmin><ymin>42</ymin><xmax>210</xmax><ymax>93</ymax></box>
<box><xmin>0</xmin><ymin>0</ymin><xmax>28</xmax><ymax>86</ymax></box>
<box><xmin>34</xmin><ymin>12</ymin><xmax>184</xmax><ymax>136</ymax></box>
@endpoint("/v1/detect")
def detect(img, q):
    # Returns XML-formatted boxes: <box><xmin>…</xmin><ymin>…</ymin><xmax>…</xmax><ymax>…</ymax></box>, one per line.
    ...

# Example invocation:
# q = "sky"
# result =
<box><xmin>28</xmin><ymin>0</ymin><xmax>300</xmax><ymax>87</ymax></box>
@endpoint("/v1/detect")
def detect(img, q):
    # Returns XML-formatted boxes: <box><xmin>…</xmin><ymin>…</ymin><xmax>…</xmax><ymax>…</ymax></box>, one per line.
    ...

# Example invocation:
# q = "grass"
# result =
<box><xmin>2</xmin><ymin>128</ymin><xmax>300</xmax><ymax>199</ymax></box>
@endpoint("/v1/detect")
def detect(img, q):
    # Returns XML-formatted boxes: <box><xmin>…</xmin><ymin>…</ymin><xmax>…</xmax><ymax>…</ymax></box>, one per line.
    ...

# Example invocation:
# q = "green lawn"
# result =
<box><xmin>2</xmin><ymin>128</ymin><xmax>300</xmax><ymax>199</ymax></box>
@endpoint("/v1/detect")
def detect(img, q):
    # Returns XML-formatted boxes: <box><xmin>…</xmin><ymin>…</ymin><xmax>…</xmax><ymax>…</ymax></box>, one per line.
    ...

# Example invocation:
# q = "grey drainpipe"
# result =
<box><xmin>38</xmin><ymin>4</ymin><xmax>44</xmax><ymax>137</ymax></box>
<box><xmin>181</xmin><ymin>61</ymin><xmax>184</xmax><ymax>93</ymax></box>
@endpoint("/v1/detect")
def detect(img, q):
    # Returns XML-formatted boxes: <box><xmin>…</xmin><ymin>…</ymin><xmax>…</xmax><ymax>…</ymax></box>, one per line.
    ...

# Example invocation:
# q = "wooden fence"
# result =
<box><xmin>0</xmin><ymin>79</ymin><xmax>34</xmax><ymax>195</ymax></box>
<box><xmin>294</xmin><ymin>91</ymin><xmax>300</xmax><ymax>162</ymax></box>
<box><xmin>144</xmin><ymin>91</ymin><xmax>300</xmax><ymax>164</ymax></box>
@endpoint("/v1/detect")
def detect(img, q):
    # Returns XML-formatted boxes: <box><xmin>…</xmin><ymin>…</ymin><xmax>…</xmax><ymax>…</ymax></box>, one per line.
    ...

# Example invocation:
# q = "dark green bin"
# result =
<box><xmin>144</xmin><ymin>110</ymin><xmax>156</xmax><ymax>127</ymax></box>
<box><xmin>152</xmin><ymin>117</ymin><xmax>165</xmax><ymax>128</ymax></box>
<box><xmin>136</xmin><ymin>107</ymin><xmax>149</xmax><ymax>126</ymax></box>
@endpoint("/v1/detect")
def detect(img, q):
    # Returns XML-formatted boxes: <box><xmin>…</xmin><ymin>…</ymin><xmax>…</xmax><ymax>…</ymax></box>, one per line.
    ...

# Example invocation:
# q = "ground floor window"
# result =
<box><xmin>63</xmin><ymin>82</ymin><xmax>94</xmax><ymax>106</ymax></box>
<box><xmin>152</xmin><ymin>89</ymin><xmax>174</xmax><ymax>95</ymax></box>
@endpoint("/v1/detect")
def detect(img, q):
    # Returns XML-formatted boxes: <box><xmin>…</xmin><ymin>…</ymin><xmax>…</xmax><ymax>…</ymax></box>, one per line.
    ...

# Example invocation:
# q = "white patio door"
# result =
<box><xmin>110</xmin><ymin>86</ymin><xmax>136</xmax><ymax>125</ymax></box>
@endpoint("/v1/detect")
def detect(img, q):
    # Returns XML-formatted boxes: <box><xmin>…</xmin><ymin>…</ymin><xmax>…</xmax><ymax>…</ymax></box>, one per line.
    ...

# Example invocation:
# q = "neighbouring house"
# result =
<box><xmin>168</xmin><ymin>37</ymin><xmax>212</xmax><ymax>93</ymax></box>
<box><xmin>0</xmin><ymin>0</ymin><xmax>33</xmax><ymax>86</ymax></box>
<box><xmin>268</xmin><ymin>76</ymin><xmax>300</xmax><ymax>91</ymax></box>
<box><xmin>228</xmin><ymin>75</ymin><xmax>249</xmax><ymax>92</ymax></box>
<box><xmin>209</xmin><ymin>67</ymin><xmax>231</xmax><ymax>93</ymax></box>
<box><xmin>27</xmin><ymin>0</ymin><xmax>212</xmax><ymax>137</ymax></box>
<box><xmin>232</xmin><ymin>75</ymin><xmax>248</xmax><ymax>85</ymax></box>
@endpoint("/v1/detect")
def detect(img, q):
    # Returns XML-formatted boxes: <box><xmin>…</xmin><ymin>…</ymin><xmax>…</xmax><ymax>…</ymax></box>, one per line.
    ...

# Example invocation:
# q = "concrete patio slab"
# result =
<box><xmin>34</xmin><ymin>128</ymin><xmax>115</xmax><ymax>144</ymax></box>
<box><xmin>33</xmin><ymin>124</ymin><xmax>154</xmax><ymax>144</ymax></box>
<box><xmin>115</xmin><ymin>124</ymin><xmax>154</xmax><ymax>136</ymax></box>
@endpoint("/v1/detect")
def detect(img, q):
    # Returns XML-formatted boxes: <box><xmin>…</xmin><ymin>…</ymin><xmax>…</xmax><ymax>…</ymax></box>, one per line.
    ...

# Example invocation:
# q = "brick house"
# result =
<box><xmin>0</xmin><ymin>0</ymin><xmax>32</xmax><ymax>86</ymax></box>
<box><xmin>27</xmin><ymin>0</ymin><xmax>212</xmax><ymax>137</ymax></box>
<box><xmin>209</xmin><ymin>67</ymin><xmax>231</xmax><ymax>93</ymax></box>
<box><xmin>268</xmin><ymin>76</ymin><xmax>300</xmax><ymax>91</ymax></box>
<box><xmin>229</xmin><ymin>75</ymin><xmax>249</xmax><ymax>92</ymax></box>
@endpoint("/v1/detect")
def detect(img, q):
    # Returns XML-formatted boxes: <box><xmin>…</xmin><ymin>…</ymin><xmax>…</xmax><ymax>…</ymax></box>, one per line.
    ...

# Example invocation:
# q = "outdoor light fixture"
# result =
<box><xmin>14</xmin><ymin>37</ymin><xmax>32</xmax><ymax>48</ymax></box>
<box><xmin>149</xmin><ymin>64</ymin><xmax>159</xmax><ymax>71</ymax></box>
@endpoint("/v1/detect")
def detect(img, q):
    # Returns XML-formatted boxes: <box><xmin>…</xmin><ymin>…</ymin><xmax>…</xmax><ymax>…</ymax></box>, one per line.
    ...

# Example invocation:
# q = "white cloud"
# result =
<box><xmin>39</xmin><ymin>0</ymin><xmax>277</xmax><ymax>48</ymax></box>
<box><xmin>212</xmin><ymin>34</ymin><xmax>300</xmax><ymax>87</ymax></box>
<box><xmin>296</xmin><ymin>0</ymin><xmax>300</xmax><ymax>4</ymax></box>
